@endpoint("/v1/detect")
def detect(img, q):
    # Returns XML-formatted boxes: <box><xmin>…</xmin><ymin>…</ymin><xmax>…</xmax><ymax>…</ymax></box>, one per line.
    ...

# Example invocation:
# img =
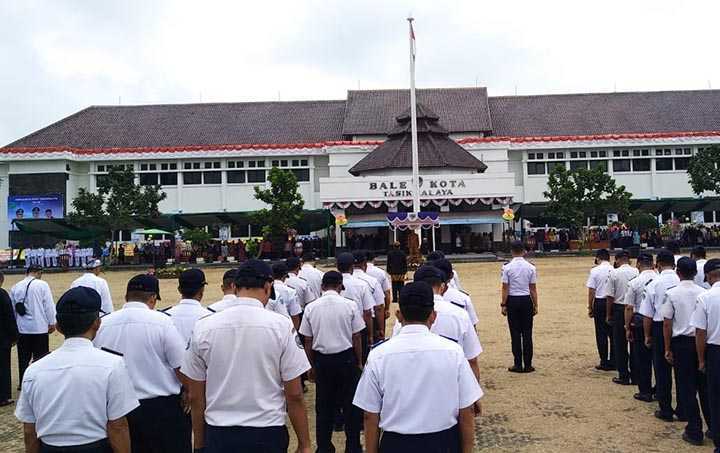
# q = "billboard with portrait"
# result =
<box><xmin>9</xmin><ymin>194</ymin><xmax>64</xmax><ymax>230</ymax></box>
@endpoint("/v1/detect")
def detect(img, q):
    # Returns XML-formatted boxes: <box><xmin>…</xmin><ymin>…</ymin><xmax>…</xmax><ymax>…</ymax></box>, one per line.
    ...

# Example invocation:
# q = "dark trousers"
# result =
<box><xmin>593</xmin><ymin>299</ymin><xmax>614</xmax><ymax>366</ymax></box>
<box><xmin>706</xmin><ymin>345</ymin><xmax>720</xmax><ymax>449</ymax></box>
<box><xmin>0</xmin><ymin>347</ymin><xmax>11</xmax><ymax>401</ymax></box>
<box><xmin>506</xmin><ymin>295</ymin><xmax>533</xmax><ymax>369</ymax></box>
<box><xmin>17</xmin><ymin>333</ymin><xmax>49</xmax><ymax>385</ymax></box>
<box><xmin>612</xmin><ymin>304</ymin><xmax>630</xmax><ymax>380</ymax></box>
<box><xmin>391</xmin><ymin>280</ymin><xmax>404</xmax><ymax>304</ymax></box>
<box><xmin>315</xmin><ymin>348</ymin><xmax>362</xmax><ymax>453</ymax></box>
<box><xmin>205</xmin><ymin>425</ymin><xmax>289</xmax><ymax>453</ymax></box>
<box><xmin>672</xmin><ymin>335</ymin><xmax>711</xmax><ymax>441</ymax></box>
<box><xmin>126</xmin><ymin>394</ymin><xmax>191</xmax><ymax>453</ymax></box>
<box><xmin>39</xmin><ymin>439</ymin><xmax>111</xmax><ymax>453</ymax></box>
<box><xmin>631</xmin><ymin>319</ymin><xmax>653</xmax><ymax>396</ymax></box>
<box><xmin>380</xmin><ymin>425</ymin><xmax>460</xmax><ymax>453</ymax></box>
<box><xmin>652</xmin><ymin>321</ymin><xmax>675</xmax><ymax>416</ymax></box>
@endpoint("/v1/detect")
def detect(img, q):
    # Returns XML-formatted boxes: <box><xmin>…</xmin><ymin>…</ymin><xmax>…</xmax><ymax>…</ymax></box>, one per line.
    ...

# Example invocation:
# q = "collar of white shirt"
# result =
<box><xmin>712</xmin><ymin>282</ymin><xmax>720</xmax><ymax>289</ymax></box>
<box><xmin>511</xmin><ymin>257</ymin><xmax>525</xmax><ymax>263</ymax></box>
<box><xmin>399</xmin><ymin>324</ymin><xmax>431</xmax><ymax>335</ymax></box>
<box><xmin>321</xmin><ymin>290</ymin><xmax>340</xmax><ymax>297</ymax></box>
<box><xmin>288</xmin><ymin>272</ymin><xmax>298</xmax><ymax>278</ymax></box>
<box><xmin>221</xmin><ymin>294</ymin><xmax>236</xmax><ymax>301</ymax></box>
<box><xmin>678</xmin><ymin>280</ymin><xmax>696</xmax><ymax>287</ymax></box>
<box><xmin>660</xmin><ymin>269</ymin><xmax>676</xmax><ymax>276</ymax></box>
<box><xmin>178</xmin><ymin>299</ymin><xmax>201</xmax><ymax>307</ymax></box>
<box><xmin>236</xmin><ymin>297</ymin><xmax>264</xmax><ymax>309</ymax></box>
<box><xmin>61</xmin><ymin>337</ymin><xmax>94</xmax><ymax>350</ymax></box>
<box><xmin>123</xmin><ymin>301</ymin><xmax>150</xmax><ymax>310</ymax></box>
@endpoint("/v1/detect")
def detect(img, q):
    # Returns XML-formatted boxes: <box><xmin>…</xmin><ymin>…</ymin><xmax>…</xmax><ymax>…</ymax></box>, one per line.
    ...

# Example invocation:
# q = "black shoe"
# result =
<box><xmin>676</xmin><ymin>415</ymin><xmax>689</xmax><ymax>423</ymax></box>
<box><xmin>706</xmin><ymin>430</ymin><xmax>714</xmax><ymax>440</ymax></box>
<box><xmin>612</xmin><ymin>377</ymin><xmax>631</xmax><ymax>385</ymax></box>
<box><xmin>634</xmin><ymin>393</ymin><xmax>653</xmax><ymax>402</ymax></box>
<box><xmin>0</xmin><ymin>399</ymin><xmax>13</xmax><ymax>407</ymax></box>
<box><xmin>682</xmin><ymin>432</ymin><xmax>704</xmax><ymax>446</ymax></box>
<box><xmin>508</xmin><ymin>366</ymin><xmax>524</xmax><ymax>373</ymax></box>
<box><xmin>595</xmin><ymin>363</ymin><xmax>613</xmax><ymax>371</ymax></box>
<box><xmin>655</xmin><ymin>410</ymin><xmax>674</xmax><ymax>422</ymax></box>
<box><xmin>524</xmin><ymin>366</ymin><xmax>536</xmax><ymax>373</ymax></box>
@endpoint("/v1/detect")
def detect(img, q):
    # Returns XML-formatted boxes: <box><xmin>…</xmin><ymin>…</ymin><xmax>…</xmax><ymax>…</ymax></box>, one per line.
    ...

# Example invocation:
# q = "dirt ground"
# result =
<box><xmin>0</xmin><ymin>257</ymin><xmax>714</xmax><ymax>452</ymax></box>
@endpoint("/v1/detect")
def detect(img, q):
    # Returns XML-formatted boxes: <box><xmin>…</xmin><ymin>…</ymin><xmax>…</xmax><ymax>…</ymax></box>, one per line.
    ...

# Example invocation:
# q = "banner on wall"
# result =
<box><xmin>8</xmin><ymin>194</ymin><xmax>64</xmax><ymax>230</ymax></box>
<box><xmin>691</xmin><ymin>211</ymin><xmax>705</xmax><ymax>224</ymax></box>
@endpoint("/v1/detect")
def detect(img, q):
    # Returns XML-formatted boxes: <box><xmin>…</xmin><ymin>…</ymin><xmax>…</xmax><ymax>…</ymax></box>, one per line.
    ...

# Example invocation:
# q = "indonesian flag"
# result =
<box><xmin>409</xmin><ymin>20</ymin><xmax>416</xmax><ymax>60</ymax></box>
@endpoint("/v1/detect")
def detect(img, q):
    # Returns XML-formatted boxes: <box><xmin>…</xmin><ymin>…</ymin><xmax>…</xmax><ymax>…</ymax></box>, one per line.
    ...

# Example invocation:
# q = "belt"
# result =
<box><xmin>40</xmin><ymin>438</ymin><xmax>111</xmax><ymax>452</ymax></box>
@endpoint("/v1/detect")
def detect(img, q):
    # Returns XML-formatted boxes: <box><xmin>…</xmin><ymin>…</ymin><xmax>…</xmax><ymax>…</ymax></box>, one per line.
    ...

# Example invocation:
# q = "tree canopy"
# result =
<box><xmin>688</xmin><ymin>145</ymin><xmax>720</xmax><ymax>195</ymax></box>
<box><xmin>624</xmin><ymin>210</ymin><xmax>658</xmax><ymax>233</ymax></box>
<box><xmin>543</xmin><ymin>166</ymin><xmax>632</xmax><ymax>230</ymax></box>
<box><xmin>253</xmin><ymin>167</ymin><xmax>304</xmax><ymax>238</ymax></box>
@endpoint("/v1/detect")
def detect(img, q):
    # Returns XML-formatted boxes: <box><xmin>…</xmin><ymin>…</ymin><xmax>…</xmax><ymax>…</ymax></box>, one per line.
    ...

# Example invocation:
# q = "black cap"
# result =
<box><xmin>322</xmin><ymin>270</ymin><xmax>343</xmax><ymax>287</ymax></box>
<box><xmin>704</xmin><ymin>259</ymin><xmax>720</xmax><ymax>276</ymax></box>
<box><xmin>414</xmin><ymin>265</ymin><xmax>445</xmax><ymax>284</ymax></box>
<box><xmin>596</xmin><ymin>248</ymin><xmax>610</xmax><ymax>259</ymax></box>
<box><xmin>432</xmin><ymin>258</ymin><xmax>453</xmax><ymax>282</ymax></box>
<box><xmin>57</xmin><ymin>287</ymin><xmax>102</xmax><ymax>314</ymax></box>
<box><xmin>510</xmin><ymin>240</ymin><xmax>525</xmax><ymax>252</ymax></box>
<box><xmin>237</xmin><ymin>259</ymin><xmax>273</xmax><ymax>282</ymax></box>
<box><xmin>336</xmin><ymin>252</ymin><xmax>355</xmax><ymax>269</ymax></box>
<box><xmin>657</xmin><ymin>249</ymin><xmax>675</xmax><ymax>266</ymax></box>
<box><xmin>179</xmin><ymin>268</ymin><xmax>207</xmax><ymax>292</ymax></box>
<box><xmin>286</xmin><ymin>257</ymin><xmax>301</xmax><ymax>271</ymax></box>
<box><xmin>692</xmin><ymin>246</ymin><xmax>707</xmax><ymax>258</ymax></box>
<box><xmin>616</xmin><ymin>250</ymin><xmax>630</xmax><ymax>259</ymax></box>
<box><xmin>427</xmin><ymin>251</ymin><xmax>445</xmax><ymax>261</ymax></box>
<box><xmin>26</xmin><ymin>264</ymin><xmax>43</xmax><ymax>273</ymax></box>
<box><xmin>399</xmin><ymin>281</ymin><xmax>435</xmax><ymax>308</ymax></box>
<box><xmin>352</xmin><ymin>250</ymin><xmax>367</xmax><ymax>264</ymax></box>
<box><xmin>637</xmin><ymin>253</ymin><xmax>654</xmax><ymax>265</ymax></box>
<box><xmin>222</xmin><ymin>268</ymin><xmax>239</xmax><ymax>282</ymax></box>
<box><xmin>127</xmin><ymin>274</ymin><xmax>162</xmax><ymax>300</ymax></box>
<box><xmin>272</xmin><ymin>262</ymin><xmax>289</xmax><ymax>280</ymax></box>
<box><xmin>676</xmin><ymin>257</ymin><xmax>697</xmax><ymax>277</ymax></box>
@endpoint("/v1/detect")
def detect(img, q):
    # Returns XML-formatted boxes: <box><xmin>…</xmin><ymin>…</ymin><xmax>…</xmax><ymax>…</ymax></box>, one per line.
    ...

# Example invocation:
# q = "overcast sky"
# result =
<box><xmin>1</xmin><ymin>0</ymin><xmax>719</xmax><ymax>145</ymax></box>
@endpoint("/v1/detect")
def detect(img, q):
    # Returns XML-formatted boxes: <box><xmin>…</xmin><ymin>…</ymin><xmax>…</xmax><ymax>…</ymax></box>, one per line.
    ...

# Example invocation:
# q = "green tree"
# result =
<box><xmin>181</xmin><ymin>227</ymin><xmax>212</xmax><ymax>244</ymax></box>
<box><xmin>69</xmin><ymin>166</ymin><xmax>167</xmax><ymax>240</ymax></box>
<box><xmin>253</xmin><ymin>167</ymin><xmax>304</xmax><ymax>238</ymax></box>
<box><xmin>625</xmin><ymin>209</ymin><xmax>658</xmax><ymax>233</ymax></box>
<box><xmin>688</xmin><ymin>145</ymin><xmax>720</xmax><ymax>194</ymax></box>
<box><xmin>543</xmin><ymin>166</ymin><xmax>632</xmax><ymax>232</ymax></box>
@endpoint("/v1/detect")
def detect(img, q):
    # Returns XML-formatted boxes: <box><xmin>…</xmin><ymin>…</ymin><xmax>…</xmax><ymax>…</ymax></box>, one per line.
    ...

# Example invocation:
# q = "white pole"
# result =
<box><xmin>431</xmin><ymin>225</ymin><xmax>436</xmax><ymax>251</ymax></box>
<box><xmin>408</xmin><ymin>17</ymin><xmax>421</xmax><ymax>244</ymax></box>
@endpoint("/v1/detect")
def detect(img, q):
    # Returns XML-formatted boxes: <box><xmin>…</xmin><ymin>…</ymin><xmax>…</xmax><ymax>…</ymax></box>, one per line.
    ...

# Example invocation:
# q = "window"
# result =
<box><xmin>96</xmin><ymin>174</ymin><xmax>108</xmax><ymax>186</ymax></box>
<box><xmin>570</xmin><ymin>161</ymin><xmax>588</xmax><ymax>171</ymax></box>
<box><xmin>291</xmin><ymin>169</ymin><xmax>310</xmax><ymax>182</ymax></box>
<box><xmin>590</xmin><ymin>151</ymin><xmax>598</xmax><ymax>158</ymax></box>
<box><xmin>160</xmin><ymin>173</ymin><xmax>177</xmax><ymax>186</ymax></box>
<box><xmin>655</xmin><ymin>149</ymin><xmax>663</xmax><ymax>156</ymax></box>
<box><xmin>528</xmin><ymin>153</ymin><xmax>536</xmax><ymax>160</ymax></box>
<box><xmin>301</xmin><ymin>159</ymin><xmax>308</xmax><ymax>166</ymax></box>
<box><xmin>656</xmin><ymin>158</ymin><xmax>673</xmax><ymax>171</ymax></box>
<box><xmin>548</xmin><ymin>152</ymin><xmax>555</xmax><ymax>159</ymax></box>
<box><xmin>97</xmin><ymin>165</ymin><xmax>106</xmax><ymax>172</ymax></box>
<box><xmin>613</xmin><ymin>150</ymin><xmax>621</xmax><ymax>157</ymax></box>
<box><xmin>613</xmin><ymin>159</ymin><xmax>631</xmax><ymax>172</ymax></box>
<box><xmin>292</xmin><ymin>159</ymin><xmax>300</xmax><ymax>166</ymax></box>
<box><xmin>161</xmin><ymin>163</ymin><xmax>168</xmax><ymax>170</ymax></box>
<box><xmin>527</xmin><ymin>162</ymin><xmax>546</xmax><ymax>175</ymax></box>
<box><xmin>227</xmin><ymin>170</ymin><xmax>246</xmax><ymax>183</ymax></box>
<box><xmin>674</xmin><ymin>158</ymin><xmax>690</xmax><ymax>170</ymax></box>
<box><xmin>633</xmin><ymin>149</ymin><xmax>640</xmax><ymax>156</ymax></box>
<box><xmin>183</xmin><ymin>172</ymin><xmax>202</xmax><ymax>185</ymax></box>
<box><xmin>621</xmin><ymin>150</ymin><xmax>629</xmax><ymax>157</ymax></box>
<box><xmin>140</xmin><ymin>163</ymin><xmax>148</xmax><ymax>171</ymax></box>
<box><xmin>599</xmin><ymin>151</ymin><xmax>607</xmax><ymax>158</ymax></box>
<box><xmin>570</xmin><ymin>152</ymin><xmax>578</xmax><ymax>159</ymax></box>
<box><xmin>632</xmin><ymin>159</ymin><xmax>651</xmax><ymax>172</ymax></box>
<box><xmin>247</xmin><ymin>170</ymin><xmax>266</xmax><ymax>183</ymax></box>
<box><xmin>556</xmin><ymin>152</ymin><xmax>564</xmax><ymax>159</ymax></box>
<box><xmin>641</xmin><ymin>149</ymin><xmax>649</xmax><ymax>156</ymax></box>
<box><xmin>683</xmin><ymin>148</ymin><xmax>692</xmax><ymax>155</ymax></box>
<box><xmin>589</xmin><ymin>160</ymin><xmax>608</xmax><ymax>172</ymax></box>
<box><xmin>664</xmin><ymin>149</ymin><xmax>672</xmax><ymax>156</ymax></box>
<box><xmin>578</xmin><ymin>152</ymin><xmax>586</xmax><ymax>158</ymax></box>
<box><xmin>139</xmin><ymin>173</ymin><xmax>159</xmax><ymax>186</ymax></box>
<box><xmin>203</xmin><ymin>171</ymin><xmax>221</xmax><ymax>184</ymax></box>
<box><xmin>675</xmin><ymin>149</ymin><xmax>683</xmax><ymax>155</ymax></box>
<box><xmin>170</xmin><ymin>163</ymin><xmax>177</xmax><ymax>170</ymax></box>
<box><xmin>536</xmin><ymin>153</ymin><xmax>544</xmax><ymax>160</ymax></box>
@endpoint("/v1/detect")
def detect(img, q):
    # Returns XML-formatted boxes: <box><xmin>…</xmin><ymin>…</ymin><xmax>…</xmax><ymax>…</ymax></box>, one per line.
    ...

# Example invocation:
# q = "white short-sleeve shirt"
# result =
<box><xmin>353</xmin><ymin>269</ymin><xmax>385</xmax><ymax>308</ymax></box>
<box><xmin>93</xmin><ymin>302</ymin><xmax>186</xmax><ymax>400</ymax></box>
<box><xmin>442</xmin><ymin>287</ymin><xmax>479</xmax><ymax>326</ymax></box>
<box><xmin>11</xmin><ymin>276</ymin><xmax>56</xmax><ymax>334</ymax></box>
<box><xmin>353</xmin><ymin>324</ymin><xmax>483</xmax><ymax>435</ymax></box>
<box><xmin>606</xmin><ymin>264</ymin><xmax>639</xmax><ymax>304</ymax></box>
<box><xmin>299</xmin><ymin>264</ymin><xmax>324</xmax><ymax>301</ymax></box>
<box><xmin>70</xmin><ymin>273</ymin><xmax>114</xmax><ymax>314</ymax></box>
<box><xmin>586</xmin><ymin>261</ymin><xmax>613</xmax><ymax>299</ymax></box>
<box><xmin>15</xmin><ymin>338</ymin><xmax>139</xmax><ymax>447</ymax></box>
<box><xmin>341</xmin><ymin>273</ymin><xmax>375</xmax><ymax>317</ymax></box>
<box><xmin>501</xmin><ymin>257</ymin><xmax>537</xmax><ymax>297</ymax></box>
<box><xmin>639</xmin><ymin>269</ymin><xmax>680</xmax><ymax>322</ymax></box>
<box><xmin>660</xmin><ymin>280</ymin><xmax>706</xmax><ymax>337</ymax></box>
<box><xmin>165</xmin><ymin>299</ymin><xmax>213</xmax><ymax>346</ymax></box>
<box><xmin>273</xmin><ymin>281</ymin><xmax>302</xmax><ymax>317</ymax></box>
<box><xmin>622</xmin><ymin>269</ymin><xmax>657</xmax><ymax>313</ymax></box>
<box><xmin>695</xmin><ymin>259</ymin><xmax>710</xmax><ymax>289</ymax></box>
<box><xmin>208</xmin><ymin>294</ymin><xmax>240</xmax><ymax>313</ymax></box>
<box><xmin>691</xmin><ymin>282</ymin><xmax>720</xmax><ymax>345</ymax></box>
<box><xmin>286</xmin><ymin>273</ymin><xmax>314</xmax><ymax>308</ymax></box>
<box><xmin>299</xmin><ymin>290</ymin><xmax>365</xmax><ymax>354</ymax></box>
<box><xmin>181</xmin><ymin>297</ymin><xmax>311</xmax><ymax>427</ymax></box>
<box><xmin>366</xmin><ymin>263</ymin><xmax>391</xmax><ymax>293</ymax></box>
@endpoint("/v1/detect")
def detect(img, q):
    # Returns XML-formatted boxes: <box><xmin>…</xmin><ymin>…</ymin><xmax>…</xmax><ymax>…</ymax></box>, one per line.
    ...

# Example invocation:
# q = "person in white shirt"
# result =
<box><xmin>501</xmin><ymin>241</ymin><xmax>538</xmax><ymax>373</ymax></box>
<box><xmin>208</xmin><ymin>269</ymin><xmax>240</xmax><ymax>313</ymax></box>
<box><xmin>286</xmin><ymin>257</ymin><xmax>315</xmax><ymax>310</ymax></box>
<box><xmin>272</xmin><ymin>262</ymin><xmax>302</xmax><ymax>330</ymax></box>
<box><xmin>299</xmin><ymin>254</ymin><xmax>324</xmax><ymax>302</ymax></box>
<box><xmin>622</xmin><ymin>253</ymin><xmax>657</xmax><ymax>402</ymax></box>
<box><xmin>336</xmin><ymin>253</ymin><xmax>375</xmax><ymax>360</ymax></box>
<box><xmin>93</xmin><ymin>274</ymin><xmax>190</xmax><ymax>453</ymax></box>
<box><xmin>165</xmin><ymin>268</ymin><xmax>213</xmax><ymax>346</ymax></box>
<box><xmin>691</xmin><ymin>258</ymin><xmax>720</xmax><ymax>452</ymax></box>
<box><xmin>299</xmin><ymin>271</ymin><xmax>364</xmax><ymax>453</ymax></box>
<box><xmin>587</xmin><ymin>249</ymin><xmax>614</xmax><ymax>371</ymax></box>
<box><xmin>353</xmin><ymin>281</ymin><xmax>482</xmax><ymax>453</ymax></box>
<box><xmin>15</xmin><ymin>286</ymin><xmax>138</xmax><ymax>452</ymax></box>
<box><xmin>182</xmin><ymin>259</ymin><xmax>312</xmax><ymax>453</ymax></box>
<box><xmin>434</xmin><ymin>259</ymin><xmax>479</xmax><ymax>327</ymax></box>
<box><xmin>352</xmin><ymin>251</ymin><xmax>386</xmax><ymax>340</ymax></box>
<box><xmin>692</xmin><ymin>246</ymin><xmax>710</xmax><ymax>289</ymax></box>
<box><xmin>661</xmin><ymin>257</ymin><xmax>710</xmax><ymax>445</ymax></box>
<box><xmin>606</xmin><ymin>250</ymin><xmax>639</xmax><ymax>385</ymax></box>
<box><xmin>428</xmin><ymin>251</ymin><xmax>464</xmax><ymax>292</ymax></box>
<box><xmin>71</xmin><ymin>259</ymin><xmax>114</xmax><ymax>315</ymax></box>
<box><xmin>640</xmin><ymin>250</ymin><xmax>682</xmax><ymax>422</ymax></box>
<box><xmin>10</xmin><ymin>265</ymin><xmax>56</xmax><ymax>387</ymax></box>
<box><xmin>366</xmin><ymin>252</ymin><xmax>392</xmax><ymax>318</ymax></box>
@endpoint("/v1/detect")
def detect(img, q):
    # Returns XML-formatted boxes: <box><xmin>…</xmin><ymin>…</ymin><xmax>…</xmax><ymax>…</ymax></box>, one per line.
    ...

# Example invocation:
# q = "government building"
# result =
<box><xmin>1</xmin><ymin>87</ymin><xmax>719</xmax><ymax>251</ymax></box>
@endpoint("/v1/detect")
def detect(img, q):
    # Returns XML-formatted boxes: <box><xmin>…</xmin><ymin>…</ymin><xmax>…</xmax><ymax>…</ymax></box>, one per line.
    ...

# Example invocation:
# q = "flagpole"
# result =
<box><xmin>408</xmin><ymin>17</ymin><xmax>421</xmax><ymax>244</ymax></box>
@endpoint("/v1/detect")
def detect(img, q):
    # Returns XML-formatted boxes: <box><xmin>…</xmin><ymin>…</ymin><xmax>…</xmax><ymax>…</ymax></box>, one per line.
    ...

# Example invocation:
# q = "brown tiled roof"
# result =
<box><xmin>342</xmin><ymin>88</ymin><xmax>492</xmax><ymax>136</ymax></box>
<box><xmin>488</xmin><ymin>89</ymin><xmax>720</xmax><ymax>137</ymax></box>
<box><xmin>349</xmin><ymin>103</ymin><xmax>487</xmax><ymax>175</ymax></box>
<box><xmin>5</xmin><ymin>101</ymin><xmax>347</xmax><ymax>148</ymax></box>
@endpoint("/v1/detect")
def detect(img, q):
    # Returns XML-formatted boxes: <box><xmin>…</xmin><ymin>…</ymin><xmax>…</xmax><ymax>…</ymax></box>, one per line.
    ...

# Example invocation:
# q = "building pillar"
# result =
<box><xmin>492</xmin><ymin>222</ymin><xmax>503</xmax><ymax>242</ymax></box>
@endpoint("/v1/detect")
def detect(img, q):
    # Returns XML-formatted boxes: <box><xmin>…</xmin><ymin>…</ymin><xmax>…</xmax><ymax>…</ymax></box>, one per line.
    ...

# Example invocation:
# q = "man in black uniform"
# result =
<box><xmin>0</xmin><ymin>271</ymin><xmax>18</xmax><ymax>406</ymax></box>
<box><xmin>386</xmin><ymin>242</ymin><xmax>407</xmax><ymax>305</ymax></box>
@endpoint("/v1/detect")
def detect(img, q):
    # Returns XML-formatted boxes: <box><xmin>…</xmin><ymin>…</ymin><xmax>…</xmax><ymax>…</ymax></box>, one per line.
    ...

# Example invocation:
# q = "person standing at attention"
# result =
<box><xmin>606</xmin><ymin>250</ymin><xmax>639</xmax><ymax>385</ymax></box>
<box><xmin>0</xmin><ymin>271</ymin><xmax>18</xmax><ymax>406</ymax></box>
<box><xmin>70</xmin><ymin>259</ymin><xmax>114</xmax><ymax>315</ymax></box>
<box><xmin>501</xmin><ymin>241</ymin><xmax>538</xmax><ymax>373</ymax></box>
<box><xmin>165</xmin><ymin>268</ymin><xmax>213</xmax><ymax>346</ymax></box>
<box><xmin>692</xmin><ymin>246</ymin><xmax>710</xmax><ymax>290</ymax></box>
<box><xmin>208</xmin><ymin>269</ymin><xmax>240</xmax><ymax>313</ymax></box>
<box><xmin>386</xmin><ymin>242</ymin><xmax>407</xmax><ymax>306</ymax></box>
<box><xmin>353</xmin><ymin>281</ymin><xmax>482</xmax><ymax>453</ymax></box>
<box><xmin>183</xmin><ymin>260</ymin><xmax>312</xmax><ymax>453</ymax></box>
<box><xmin>587</xmin><ymin>249</ymin><xmax>614</xmax><ymax>371</ymax></box>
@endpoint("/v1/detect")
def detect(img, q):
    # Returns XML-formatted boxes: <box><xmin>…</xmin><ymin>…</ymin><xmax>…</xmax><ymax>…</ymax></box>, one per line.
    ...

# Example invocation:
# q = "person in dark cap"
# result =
<box><xmin>606</xmin><ymin>250</ymin><xmax>639</xmax><ymax>385</ymax></box>
<box><xmin>692</xmin><ymin>258</ymin><xmax>720</xmax><ymax>452</ymax></box>
<box><xmin>587</xmin><ymin>248</ymin><xmax>614</xmax><ymax>371</ymax></box>
<box><xmin>336</xmin><ymin>252</ymin><xmax>375</xmax><ymax>360</ymax></box>
<box><xmin>272</xmin><ymin>262</ymin><xmax>302</xmax><ymax>329</ymax></box>
<box><xmin>164</xmin><ymin>268</ymin><xmax>212</xmax><ymax>345</ymax></box>
<box><xmin>502</xmin><ymin>241</ymin><xmax>538</xmax><ymax>373</ymax></box>
<box><xmin>93</xmin><ymin>274</ymin><xmax>190</xmax><ymax>453</ymax></box>
<box><xmin>640</xmin><ymin>249</ymin><xmax>682</xmax><ymax>422</ymax></box>
<box><xmin>435</xmin><ymin>258</ymin><xmax>479</xmax><ymax>327</ymax></box>
<box><xmin>15</xmin><ymin>287</ymin><xmax>139</xmax><ymax>453</ymax></box>
<box><xmin>661</xmin><ymin>257</ymin><xmax>710</xmax><ymax>445</ymax></box>
<box><xmin>622</xmin><ymin>252</ymin><xmax>657</xmax><ymax>402</ymax></box>
<box><xmin>299</xmin><ymin>252</ymin><xmax>324</xmax><ymax>302</ymax></box>
<box><xmin>428</xmin><ymin>250</ymin><xmax>464</xmax><ymax>291</ymax></box>
<box><xmin>352</xmin><ymin>250</ymin><xmax>386</xmax><ymax>340</ymax></box>
<box><xmin>208</xmin><ymin>268</ymin><xmax>240</xmax><ymax>312</ymax></box>
<box><xmin>353</xmin><ymin>281</ymin><xmax>483</xmax><ymax>453</ymax></box>
<box><xmin>183</xmin><ymin>259</ymin><xmax>312</xmax><ymax>453</ymax></box>
<box><xmin>299</xmin><ymin>270</ymin><xmax>364</xmax><ymax>453</ymax></box>
<box><xmin>691</xmin><ymin>246</ymin><xmax>710</xmax><ymax>289</ymax></box>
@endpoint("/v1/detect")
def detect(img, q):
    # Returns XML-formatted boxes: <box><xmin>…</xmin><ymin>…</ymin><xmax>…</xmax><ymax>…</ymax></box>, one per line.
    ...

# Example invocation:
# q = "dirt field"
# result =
<box><xmin>0</xmin><ymin>257</ymin><xmax>714</xmax><ymax>452</ymax></box>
